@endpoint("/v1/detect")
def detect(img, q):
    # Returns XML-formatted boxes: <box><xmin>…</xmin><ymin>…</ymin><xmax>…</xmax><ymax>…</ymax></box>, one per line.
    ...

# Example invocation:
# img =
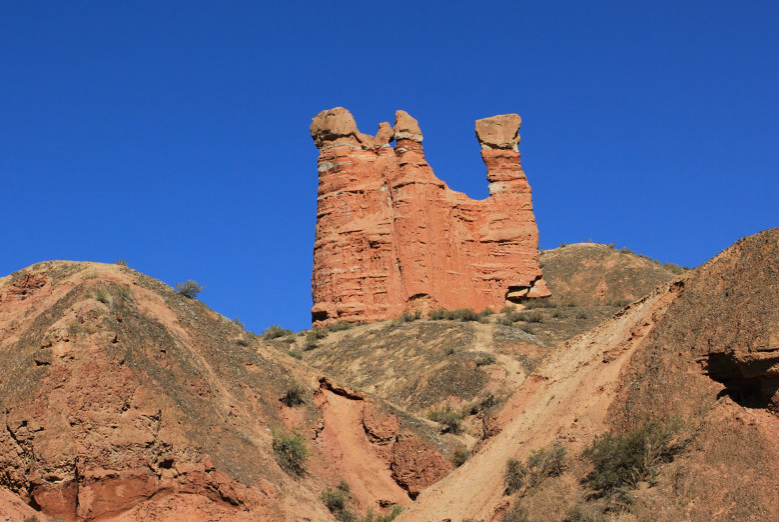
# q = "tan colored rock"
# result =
<box><xmin>310</xmin><ymin>108</ymin><xmax>550</xmax><ymax>325</ymax></box>
<box><xmin>475</xmin><ymin>113</ymin><xmax>522</xmax><ymax>150</ymax></box>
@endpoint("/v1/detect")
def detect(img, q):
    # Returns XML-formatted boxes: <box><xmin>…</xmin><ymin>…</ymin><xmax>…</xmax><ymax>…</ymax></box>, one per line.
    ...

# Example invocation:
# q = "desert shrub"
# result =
<box><xmin>327</xmin><ymin>320</ymin><xmax>354</xmax><ymax>332</ymax></box>
<box><xmin>609</xmin><ymin>299</ymin><xmax>632</xmax><ymax>308</ymax></box>
<box><xmin>562</xmin><ymin>298</ymin><xmax>579</xmax><ymax>307</ymax></box>
<box><xmin>311</xmin><ymin>328</ymin><xmax>328</xmax><ymax>340</ymax></box>
<box><xmin>115</xmin><ymin>259</ymin><xmax>128</xmax><ymax>267</ymax></box>
<box><xmin>663</xmin><ymin>262</ymin><xmax>685</xmax><ymax>275</ymax></box>
<box><xmin>337</xmin><ymin>479</ymin><xmax>351</xmax><ymax>492</ymax></box>
<box><xmin>583</xmin><ymin>418</ymin><xmax>687</xmax><ymax>495</ymax></box>
<box><xmin>519</xmin><ymin>324</ymin><xmax>534</xmax><ymax>334</ymax></box>
<box><xmin>362</xmin><ymin>506</ymin><xmax>403</xmax><ymax>522</ymax></box>
<box><xmin>93</xmin><ymin>287</ymin><xmax>112</xmax><ymax>305</ymax></box>
<box><xmin>262</xmin><ymin>324</ymin><xmax>293</xmax><ymax>340</ymax></box>
<box><xmin>427</xmin><ymin>405</ymin><xmax>465</xmax><ymax>434</ymax></box>
<box><xmin>576</xmin><ymin>311</ymin><xmax>589</xmax><ymax>320</ymax></box>
<box><xmin>518</xmin><ymin>311</ymin><xmax>544</xmax><ymax>323</ymax></box>
<box><xmin>232</xmin><ymin>317</ymin><xmax>246</xmax><ymax>329</ymax></box>
<box><xmin>175</xmin><ymin>280</ymin><xmax>204</xmax><ymax>298</ymax></box>
<box><xmin>523</xmin><ymin>299</ymin><xmax>554</xmax><ymax>309</ymax></box>
<box><xmin>525</xmin><ymin>443</ymin><xmax>567</xmax><ymax>488</ymax></box>
<box><xmin>454</xmin><ymin>308</ymin><xmax>479</xmax><ymax>321</ymax></box>
<box><xmin>321</xmin><ymin>487</ymin><xmax>347</xmax><ymax>510</ymax></box>
<box><xmin>452</xmin><ymin>447</ymin><xmax>471</xmax><ymax>467</ymax></box>
<box><xmin>619</xmin><ymin>247</ymin><xmax>633</xmax><ymax>255</ymax></box>
<box><xmin>280</xmin><ymin>383</ymin><xmax>306</xmax><ymax>407</ymax></box>
<box><xmin>497</xmin><ymin>316</ymin><xmax>515</xmax><ymax>326</ymax></box>
<box><xmin>428</xmin><ymin>308</ymin><xmax>447</xmax><ymax>320</ymax></box>
<box><xmin>504</xmin><ymin>443</ymin><xmax>567</xmax><ymax>494</ymax></box>
<box><xmin>560</xmin><ymin>243</ymin><xmax>567</xmax><ymax>248</ymax></box>
<box><xmin>81</xmin><ymin>270</ymin><xmax>98</xmax><ymax>280</ymax></box>
<box><xmin>272</xmin><ymin>429</ymin><xmax>308</xmax><ymax>475</ymax></box>
<box><xmin>552</xmin><ymin>309</ymin><xmax>567</xmax><ymax>319</ymax></box>
<box><xmin>504</xmin><ymin>458</ymin><xmax>527</xmax><ymax>494</ymax></box>
<box><xmin>287</xmin><ymin>349</ymin><xmax>302</xmax><ymax>360</ymax></box>
<box><xmin>475</xmin><ymin>353</ymin><xmax>496</xmax><ymax>366</ymax></box>
<box><xmin>400</xmin><ymin>310</ymin><xmax>420</xmax><ymax>322</ymax></box>
<box><xmin>501</xmin><ymin>304</ymin><xmax>516</xmax><ymax>314</ymax></box>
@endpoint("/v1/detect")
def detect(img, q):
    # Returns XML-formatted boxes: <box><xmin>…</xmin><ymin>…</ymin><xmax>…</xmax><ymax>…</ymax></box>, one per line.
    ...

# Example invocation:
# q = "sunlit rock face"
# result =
<box><xmin>309</xmin><ymin>107</ymin><xmax>550</xmax><ymax>326</ymax></box>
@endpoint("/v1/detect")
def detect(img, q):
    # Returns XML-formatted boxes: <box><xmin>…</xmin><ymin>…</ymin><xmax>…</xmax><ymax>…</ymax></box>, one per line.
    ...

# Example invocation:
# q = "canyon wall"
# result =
<box><xmin>310</xmin><ymin>108</ymin><xmax>549</xmax><ymax>325</ymax></box>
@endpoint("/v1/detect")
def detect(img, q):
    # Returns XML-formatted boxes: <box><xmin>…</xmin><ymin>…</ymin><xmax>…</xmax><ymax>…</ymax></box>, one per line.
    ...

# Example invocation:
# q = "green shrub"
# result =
<box><xmin>583</xmin><ymin>418</ymin><xmax>687</xmax><ymax>495</ymax></box>
<box><xmin>280</xmin><ymin>383</ymin><xmax>306</xmax><ymax>407</ymax></box>
<box><xmin>576</xmin><ymin>311</ymin><xmax>589</xmax><ymax>320</ymax></box>
<box><xmin>551</xmin><ymin>309</ymin><xmax>567</xmax><ymax>319</ymax></box>
<box><xmin>427</xmin><ymin>405</ymin><xmax>465</xmax><ymax>434</ymax></box>
<box><xmin>262</xmin><ymin>324</ymin><xmax>293</xmax><ymax>340</ymax></box>
<box><xmin>504</xmin><ymin>458</ymin><xmax>527</xmax><ymax>494</ymax></box>
<box><xmin>454</xmin><ymin>308</ymin><xmax>479</xmax><ymax>321</ymax></box>
<box><xmin>115</xmin><ymin>259</ymin><xmax>128</xmax><ymax>267</ymax></box>
<box><xmin>522</xmin><ymin>299</ymin><xmax>554</xmax><ymax>309</ymax></box>
<box><xmin>287</xmin><ymin>349</ymin><xmax>303</xmax><ymax>360</ymax></box>
<box><xmin>504</xmin><ymin>443</ymin><xmax>567</xmax><ymax>494</ymax></box>
<box><xmin>619</xmin><ymin>247</ymin><xmax>633</xmax><ymax>255</ymax></box>
<box><xmin>497</xmin><ymin>316</ymin><xmax>515</xmax><ymax>326</ymax></box>
<box><xmin>320</xmin><ymin>488</ymin><xmax>354</xmax><ymax>520</ymax></box>
<box><xmin>362</xmin><ymin>506</ymin><xmax>403</xmax><ymax>522</ymax></box>
<box><xmin>175</xmin><ymin>280</ymin><xmax>204</xmax><ymax>298</ymax></box>
<box><xmin>501</xmin><ymin>304</ymin><xmax>516</xmax><ymax>314</ymax></box>
<box><xmin>272</xmin><ymin>429</ymin><xmax>308</xmax><ymax>475</ymax></box>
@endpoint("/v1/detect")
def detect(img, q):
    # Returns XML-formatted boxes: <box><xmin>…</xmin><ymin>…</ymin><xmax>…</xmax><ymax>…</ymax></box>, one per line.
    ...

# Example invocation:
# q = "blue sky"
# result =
<box><xmin>3</xmin><ymin>2</ymin><xmax>777</xmax><ymax>332</ymax></box>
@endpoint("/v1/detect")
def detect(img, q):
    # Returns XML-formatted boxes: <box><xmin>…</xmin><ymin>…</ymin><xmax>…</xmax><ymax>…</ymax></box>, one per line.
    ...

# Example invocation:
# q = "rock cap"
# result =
<box><xmin>394</xmin><ymin>110</ymin><xmax>423</xmax><ymax>142</ymax></box>
<box><xmin>310</xmin><ymin>107</ymin><xmax>359</xmax><ymax>147</ymax></box>
<box><xmin>475</xmin><ymin>114</ymin><xmax>521</xmax><ymax>150</ymax></box>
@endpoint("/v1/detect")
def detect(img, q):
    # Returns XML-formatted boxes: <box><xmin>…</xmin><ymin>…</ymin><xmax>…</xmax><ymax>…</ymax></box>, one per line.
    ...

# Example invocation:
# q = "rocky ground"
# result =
<box><xmin>3</xmin><ymin>235</ymin><xmax>778</xmax><ymax>522</ymax></box>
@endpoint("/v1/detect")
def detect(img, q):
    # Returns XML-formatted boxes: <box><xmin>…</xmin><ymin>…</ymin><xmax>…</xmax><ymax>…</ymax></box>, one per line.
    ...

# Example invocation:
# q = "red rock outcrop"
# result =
<box><xmin>310</xmin><ymin>108</ymin><xmax>550</xmax><ymax>325</ymax></box>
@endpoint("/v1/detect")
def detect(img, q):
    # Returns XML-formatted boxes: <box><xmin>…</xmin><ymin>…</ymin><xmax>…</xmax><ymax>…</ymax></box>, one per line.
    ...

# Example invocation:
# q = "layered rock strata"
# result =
<box><xmin>310</xmin><ymin>107</ymin><xmax>550</xmax><ymax>325</ymax></box>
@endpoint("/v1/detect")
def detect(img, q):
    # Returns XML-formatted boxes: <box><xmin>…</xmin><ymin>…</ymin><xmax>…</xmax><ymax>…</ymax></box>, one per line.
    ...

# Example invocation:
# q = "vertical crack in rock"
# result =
<box><xmin>310</xmin><ymin>107</ymin><xmax>550</xmax><ymax>325</ymax></box>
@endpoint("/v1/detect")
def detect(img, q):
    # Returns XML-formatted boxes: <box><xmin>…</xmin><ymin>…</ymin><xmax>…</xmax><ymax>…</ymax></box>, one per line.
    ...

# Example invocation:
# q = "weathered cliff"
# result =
<box><xmin>310</xmin><ymin>108</ymin><xmax>549</xmax><ymax>325</ymax></box>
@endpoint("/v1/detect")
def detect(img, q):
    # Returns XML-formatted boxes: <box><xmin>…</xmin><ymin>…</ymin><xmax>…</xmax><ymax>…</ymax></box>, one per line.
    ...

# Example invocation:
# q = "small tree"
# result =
<box><xmin>175</xmin><ymin>280</ymin><xmax>204</xmax><ymax>298</ymax></box>
<box><xmin>272</xmin><ymin>428</ymin><xmax>308</xmax><ymax>475</ymax></box>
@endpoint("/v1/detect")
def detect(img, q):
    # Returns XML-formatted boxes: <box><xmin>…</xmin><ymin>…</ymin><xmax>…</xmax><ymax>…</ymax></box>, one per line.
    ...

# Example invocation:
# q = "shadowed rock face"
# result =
<box><xmin>309</xmin><ymin>108</ymin><xmax>550</xmax><ymax>326</ymax></box>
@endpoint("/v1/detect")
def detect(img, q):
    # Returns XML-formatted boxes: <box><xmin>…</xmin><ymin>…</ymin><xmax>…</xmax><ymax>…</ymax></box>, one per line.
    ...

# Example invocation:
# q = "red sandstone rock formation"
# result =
<box><xmin>310</xmin><ymin>107</ymin><xmax>550</xmax><ymax>325</ymax></box>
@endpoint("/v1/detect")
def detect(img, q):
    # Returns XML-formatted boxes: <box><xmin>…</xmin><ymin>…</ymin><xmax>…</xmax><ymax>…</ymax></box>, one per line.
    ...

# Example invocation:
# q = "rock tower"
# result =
<box><xmin>310</xmin><ymin>108</ymin><xmax>550</xmax><ymax>325</ymax></box>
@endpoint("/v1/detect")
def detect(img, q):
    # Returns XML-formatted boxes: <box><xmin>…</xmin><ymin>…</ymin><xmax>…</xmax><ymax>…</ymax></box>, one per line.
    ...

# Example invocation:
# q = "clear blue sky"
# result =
<box><xmin>3</xmin><ymin>2</ymin><xmax>777</xmax><ymax>332</ymax></box>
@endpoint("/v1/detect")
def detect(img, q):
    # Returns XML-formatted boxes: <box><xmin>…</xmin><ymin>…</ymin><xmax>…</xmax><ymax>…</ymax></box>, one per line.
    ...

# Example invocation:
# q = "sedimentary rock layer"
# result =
<box><xmin>310</xmin><ymin>107</ymin><xmax>550</xmax><ymax>325</ymax></box>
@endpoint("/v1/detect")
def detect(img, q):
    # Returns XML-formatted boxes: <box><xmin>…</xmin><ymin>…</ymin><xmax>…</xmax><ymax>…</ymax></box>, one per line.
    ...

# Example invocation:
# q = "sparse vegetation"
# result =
<box><xmin>262</xmin><ymin>324</ymin><xmax>293</xmax><ymax>340</ymax></box>
<box><xmin>115</xmin><ymin>259</ymin><xmax>128</xmax><ymax>267</ymax></box>
<box><xmin>427</xmin><ymin>308</ymin><xmax>480</xmax><ymax>321</ymax></box>
<box><xmin>502</xmin><ymin>503</ymin><xmax>530</xmax><ymax>522</ymax></box>
<box><xmin>287</xmin><ymin>348</ymin><xmax>302</xmax><ymax>360</ymax></box>
<box><xmin>272</xmin><ymin>429</ymin><xmax>308</xmax><ymax>476</ymax></box>
<box><xmin>175</xmin><ymin>280</ymin><xmax>204</xmax><ymax>298</ymax></box>
<box><xmin>321</xmin><ymin>487</ymin><xmax>353</xmax><ymax>521</ymax></box>
<box><xmin>551</xmin><ymin>309</ymin><xmax>567</xmax><ymax>319</ymax></box>
<box><xmin>576</xmin><ymin>311</ymin><xmax>589</xmax><ymax>320</ymax></box>
<box><xmin>93</xmin><ymin>287</ymin><xmax>112</xmax><ymax>305</ymax></box>
<box><xmin>504</xmin><ymin>443</ymin><xmax>567</xmax><ymax>495</ymax></box>
<box><xmin>517</xmin><ymin>311</ymin><xmax>544</xmax><ymax>323</ymax></box>
<box><xmin>427</xmin><ymin>405</ymin><xmax>465</xmax><ymax>434</ymax></box>
<box><xmin>280</xmin><ymin>383</ymin><xmax>306</xmax><ymax>407</ymax></box>
<box><xmin>400</xmin><ymin>310</ymin><xmax>421</xmax><ymax>322</ymax></box>
<box><xmin>452</xmin><ymin>447</ymin><xmax>470</xmax><ymax>467</ymax></box>
<box><xmin>362</xmin><ymin>506</ymin><xmax>403</xmax><ymax>522</ymax></box>
<box><xmin>327</xmin><ymin>320</ymin><xmax>357</xmax><ymax>332</ymax></box>
<box><xmin>583</xmin><ymin>418</ymin><xmax>687</xmax><ymax>495</ymax></box>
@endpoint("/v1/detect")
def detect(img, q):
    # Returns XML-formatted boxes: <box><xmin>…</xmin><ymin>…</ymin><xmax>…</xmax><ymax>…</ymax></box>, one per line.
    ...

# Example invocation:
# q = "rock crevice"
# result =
<box><xmin>310</xmin><ymin>107</ymin><xmax>550</xmax><ymax>325</ymax></box>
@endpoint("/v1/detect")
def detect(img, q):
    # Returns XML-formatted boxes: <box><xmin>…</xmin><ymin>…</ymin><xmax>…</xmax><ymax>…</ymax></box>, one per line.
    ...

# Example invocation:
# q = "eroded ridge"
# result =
<box><xmin>310</xmin><ymin>108</ymin><xmax>550</xmax><ymax>325</ymax></box>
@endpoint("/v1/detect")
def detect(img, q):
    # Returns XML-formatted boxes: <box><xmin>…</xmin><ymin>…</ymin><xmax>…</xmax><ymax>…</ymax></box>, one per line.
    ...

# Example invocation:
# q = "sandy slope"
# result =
<box><xmin>399</xmin><ymin>281</ymin><xmax>683</xmax><ymax>521</ymax></box>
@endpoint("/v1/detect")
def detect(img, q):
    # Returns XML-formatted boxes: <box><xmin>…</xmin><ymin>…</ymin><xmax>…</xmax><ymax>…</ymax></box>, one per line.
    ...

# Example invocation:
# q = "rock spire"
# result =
<box><xmin>310</xmin><ymin>108</ymin><xmax>550</xmax><ymax>325</ymax></box>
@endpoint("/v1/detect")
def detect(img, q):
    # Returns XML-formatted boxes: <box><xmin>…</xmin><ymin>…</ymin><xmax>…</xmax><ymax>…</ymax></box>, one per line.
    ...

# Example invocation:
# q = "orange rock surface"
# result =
<box><xmin>310</xmin><ymin>107</ymin><xmax>550</xmax><ymax>325</ymax></box>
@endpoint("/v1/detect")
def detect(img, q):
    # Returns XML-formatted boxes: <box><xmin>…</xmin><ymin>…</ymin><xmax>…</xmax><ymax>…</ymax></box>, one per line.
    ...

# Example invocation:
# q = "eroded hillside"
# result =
<box><xmin>0</xmin><ymin>262</ymin><xmax>454</xmax><ymax>521</ymax></box>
